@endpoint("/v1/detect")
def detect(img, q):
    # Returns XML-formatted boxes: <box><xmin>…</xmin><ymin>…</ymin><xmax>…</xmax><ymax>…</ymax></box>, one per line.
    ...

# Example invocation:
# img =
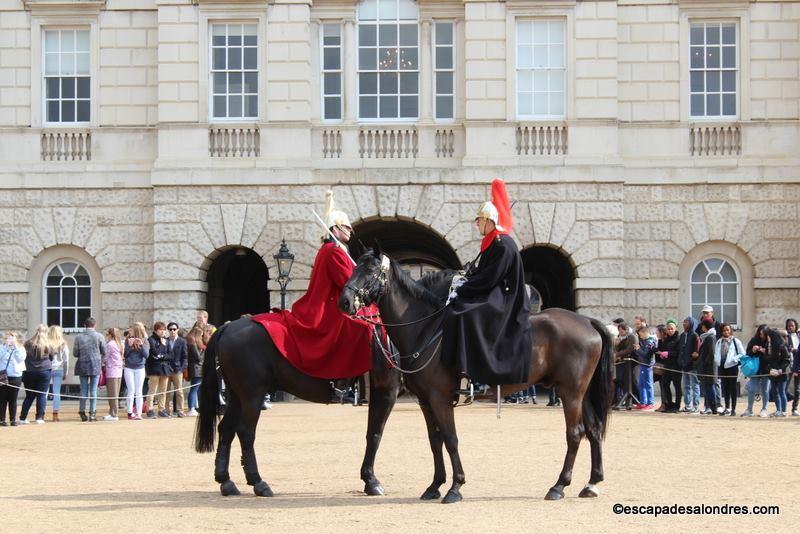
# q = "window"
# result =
<box><xmin>45</xmin><ymin>262</ymin><xmax>92</xmax><ymax>331</ymax></box>
<box><xmin>357</xmin><ymin>0</ymin><xmax>419</xmax><ymax>120</ymax></box>
<box><xmin>690</xmin><ymin>258</ymin><xmax>739</xmax><ymax>326</ymax></box>
<box><xmin>690</xmin><ymin>22</ymin><xmax>737</xmax><ymax>118</ymax></box>
<box><xmin>322</xmin><ymin>23</ymin><xmax>343</xmax><ymax>120</ymax></box>
<box><xmin>434</xmin><ymin>22</ymin><xmax>454</xmax><ymax>120</ymax></box>
<box><xmin>44</xmin><ymin>29</ymin><xmax>90</xmax><ymax>124</ymax></box>
<box><xmin>211</xmin><ymin>23</ymin><xmax>258</xmax><ymax>120</ymax></box>
<box><xmin>516</xmin><ymin>20</ymin><xmax>565</xmax><ymax>118</ymax></box>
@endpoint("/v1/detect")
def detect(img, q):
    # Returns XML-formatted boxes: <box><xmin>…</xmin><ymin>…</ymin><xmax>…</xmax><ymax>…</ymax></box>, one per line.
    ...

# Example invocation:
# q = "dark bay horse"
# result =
<box><xmin>194</xmin><ymin>318</ymin><xmax>400</xmax><ymax>497</ymax></box>
<box><xmin>339</xmin><ymin>249</ymin><xmax>615</xmax><ymax>502</ymax></box>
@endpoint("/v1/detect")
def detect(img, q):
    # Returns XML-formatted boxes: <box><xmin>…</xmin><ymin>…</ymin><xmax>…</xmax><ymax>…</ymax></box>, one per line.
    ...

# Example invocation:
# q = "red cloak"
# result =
<box><xmin>252</xmin><ymin>242</ymin><xmax>374</xmax><ymax>379</ymax></box>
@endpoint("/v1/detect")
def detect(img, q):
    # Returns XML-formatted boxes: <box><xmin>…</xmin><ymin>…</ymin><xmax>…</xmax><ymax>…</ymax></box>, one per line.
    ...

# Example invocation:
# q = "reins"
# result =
<box><xmin>372</xmin><ymin>324</ymin><xmax>443</xmax><ymax>375</ymax></box>
<box><xmin>356</xmin><ymin>305</ymin><xmax>446</xmax><ymax>327</ymax></box>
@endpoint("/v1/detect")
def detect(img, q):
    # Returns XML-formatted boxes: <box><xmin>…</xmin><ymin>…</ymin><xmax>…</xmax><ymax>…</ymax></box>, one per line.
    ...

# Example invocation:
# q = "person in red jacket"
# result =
<box><xmin>253</xmin><ymin>191</ymin><xmax>373</xmax><ymax>382</ymax></box>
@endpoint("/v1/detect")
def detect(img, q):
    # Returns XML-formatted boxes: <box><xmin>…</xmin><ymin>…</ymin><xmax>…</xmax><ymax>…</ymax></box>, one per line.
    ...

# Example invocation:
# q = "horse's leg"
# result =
<box><xmin>215</xmin><ymin>392</ymin><xmax>241</xmax><ymax>496</ymax></box>
<box><xmin>236</xmin><ymin>393</ymin><xmax>273</xmax><ymax>497</ymax></box>
<box><xmin>428</xmin><ymin>393</ymin><xmax>465</xmax><ymax>504</ymax></box>
<box><xmin>360</xmin><ymin>377</ymin><xmax>398</xmax><ymax>496</ymax></box>
<box><xmin>545</xmin><ymin>395</ymin><xmax>584</xmax><ymax>500</ymax></box>
<box><xmin>579</xmin><ymin>430</ymin><xmax>604</xmax><ymax>498</ymax></box>
<box><xmin>418</xmin><ymin>400</ymin><xmax>447</xmax><ymax>500</ymax></box>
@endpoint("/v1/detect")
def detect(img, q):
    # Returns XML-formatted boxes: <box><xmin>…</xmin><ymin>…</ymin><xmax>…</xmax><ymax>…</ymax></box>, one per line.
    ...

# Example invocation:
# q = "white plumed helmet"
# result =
<box><xmin>323</xmin><ymin>190</ymin><xmax>352</xmax><ymax>230</ymax></box>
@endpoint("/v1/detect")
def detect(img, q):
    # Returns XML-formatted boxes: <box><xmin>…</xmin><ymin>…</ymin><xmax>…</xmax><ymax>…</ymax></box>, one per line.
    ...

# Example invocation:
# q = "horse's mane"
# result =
<box><xmin>418</xmin><ymin>269</ymin><xmax>458</xmax><ymax>299</ymax></box>
<box><xmin>390</xmin><ymin>260</ymin><xmax>446</xmax><ymax>308</ymax></box>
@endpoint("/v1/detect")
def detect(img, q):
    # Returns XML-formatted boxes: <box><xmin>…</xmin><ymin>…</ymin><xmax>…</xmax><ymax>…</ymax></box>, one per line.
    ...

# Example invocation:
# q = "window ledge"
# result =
<box><xmin>24</xmin><ymin>1</ymin><xmax>106</xmax><ymax>13</ymax></box>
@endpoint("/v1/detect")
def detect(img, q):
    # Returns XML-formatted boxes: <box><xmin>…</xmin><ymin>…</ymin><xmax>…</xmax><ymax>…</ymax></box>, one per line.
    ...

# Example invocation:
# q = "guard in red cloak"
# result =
<box><xmin>442</xmin><ymin>178</ymin><xmax>532</xmax><ymax>385</ymax></box>
<box><xmin>251</xmin><ymin>192</ymin><xmax>373</xmax><ymax>380</ymax></box>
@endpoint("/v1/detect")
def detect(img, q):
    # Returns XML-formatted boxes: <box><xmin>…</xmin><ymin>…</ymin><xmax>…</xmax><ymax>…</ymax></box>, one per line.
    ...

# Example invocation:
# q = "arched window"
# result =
<box><xmin>45</xmin><ymin>261</ymin><xmax>92</xmax><ymax>331</ymax></box>
<box><xmin>690</xmin><ymin>257</ymin><xmax>739</xmax><ymax>326</ymax></box>
<box><xmin>357</xmin><ymin>0</ymin><xmax>419</xmax><ymax>120</ymax></box>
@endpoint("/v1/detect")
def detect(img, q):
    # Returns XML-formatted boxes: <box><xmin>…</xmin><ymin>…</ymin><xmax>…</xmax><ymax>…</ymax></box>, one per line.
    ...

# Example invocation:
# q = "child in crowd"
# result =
<box><xmin>634</xmin><ymin>326</ymin><xmax>656</xmax><ymax>411</ymax></box>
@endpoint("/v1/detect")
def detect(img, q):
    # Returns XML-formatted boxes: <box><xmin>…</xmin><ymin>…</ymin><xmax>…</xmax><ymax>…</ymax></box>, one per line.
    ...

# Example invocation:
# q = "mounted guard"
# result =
<box><xmin>251</xmin><ymin>191</ymin><xmax>374</xmax><ymax>380</ymax></box>
<box><xmin>442</xmin><ymin>178</ymin><xmax>532</xmax><ymax>385</ymax></box>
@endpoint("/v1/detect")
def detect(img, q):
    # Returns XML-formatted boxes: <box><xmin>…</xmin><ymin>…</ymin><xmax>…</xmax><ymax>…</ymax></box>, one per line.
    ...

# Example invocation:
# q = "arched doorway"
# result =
<box><xmin>351</xmin><ymin>219</ymin><xmax>462</xmax><ymax>278</ymax></box>
<box><xmin>520</xmin><ymin>246</ymin><xmax>575</xmax><ymax>311</ymax></box>
<box><xmin>206</xmin><ymin>247</ymin><xmax>270</xmax><ymax>325</ymax></box>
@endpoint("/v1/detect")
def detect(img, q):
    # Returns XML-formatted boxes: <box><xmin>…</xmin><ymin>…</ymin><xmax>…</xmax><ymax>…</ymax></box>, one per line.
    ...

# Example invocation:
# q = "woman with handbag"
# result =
<box><xmin>0</xmin><ymin>332</ymin><xmax>26</xmax><ymax>426</ymax></box>
<box><xmin>743</xmin><ymin>325</ymin><xmax>778</xmax><ymax>417</ymax></box>
<box><xmin>714</xmin><ymin>324</ymin><xmax>743</xmax><ymax>416</ymax></box>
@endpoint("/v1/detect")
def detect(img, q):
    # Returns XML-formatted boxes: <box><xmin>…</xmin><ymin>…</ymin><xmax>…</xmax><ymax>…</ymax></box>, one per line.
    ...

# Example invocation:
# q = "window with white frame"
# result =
<box><xmin>357</xmin><ymin>0</ymin><xmax>419</xmax><ymax>120</ymax></box>
<box><xmin>434</xmin><ymin>22</ymin><xmax>454</xmax><ymax>120</ymax></box>
<box><xmin>45</xmin><ymin>261</ymin><xmax>92</xmax><ymax>331</ymax></box>
<box><xmin>44</xmin><ymin>29</ymin><xmax>90</xmax><ymax>124</ymax></box>
<box><xmin>322</xmin><ymin>23</ymin><xmax>343</xmax><ymax>120</ymax></box>
<box><xmin>690</xmin><ymin>22</ymin><xmax>737</xmax><ymax>118</ymax></box>
<box><xmin>516</xmin><ymin>20</ymin><xmax>565</xmax><ymax>119</ymax></box>
<box><xmin>211</xmin><ymin>23</ymin><xmax>258</xmax><ymax>120</ymax></box>
<box><xmin>690</xmin><ymin>258</ymin><xmax>739</xmax><ymax>326</ymax></box>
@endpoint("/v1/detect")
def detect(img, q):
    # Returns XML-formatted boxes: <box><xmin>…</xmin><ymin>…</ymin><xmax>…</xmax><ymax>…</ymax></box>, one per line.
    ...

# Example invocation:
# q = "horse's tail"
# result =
<box><xmin>195</xmin><ymin>323</ymin><xmax>226</xmax><ymax>453</ymax></box>
<box><xmin>585</xmin><ymin>317</ymin><xmax>615</xmax><ymax>439</ymax></box>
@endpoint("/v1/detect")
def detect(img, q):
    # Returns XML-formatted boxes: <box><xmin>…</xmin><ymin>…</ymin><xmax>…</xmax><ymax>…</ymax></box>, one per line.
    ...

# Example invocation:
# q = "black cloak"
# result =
<box><xmin>442</xmin><ymin>234</ymin><xmax>532</xmax><ymax>384</ymax></box>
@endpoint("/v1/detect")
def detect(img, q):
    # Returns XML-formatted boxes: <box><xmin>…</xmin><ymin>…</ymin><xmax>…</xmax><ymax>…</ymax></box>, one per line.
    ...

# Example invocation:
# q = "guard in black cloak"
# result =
<box><xmin>442</xmin><ymin>178</ymin><xmax>532</xmax><ymax>385</ymax></box>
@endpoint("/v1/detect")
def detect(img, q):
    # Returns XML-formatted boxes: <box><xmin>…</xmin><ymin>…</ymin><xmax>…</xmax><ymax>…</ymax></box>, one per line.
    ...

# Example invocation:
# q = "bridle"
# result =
<box><xmin>346</xmin><ymin>254</ymin><xmax>448</xmax><ymax>373</ymax></box>
<box><xmin>344</xmin><ymin>254</ymin><xmax>390</xmax><ymax>312</ymax></box>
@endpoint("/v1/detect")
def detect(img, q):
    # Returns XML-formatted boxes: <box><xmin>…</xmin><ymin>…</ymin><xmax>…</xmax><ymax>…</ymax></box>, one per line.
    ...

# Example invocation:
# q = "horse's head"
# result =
<box><xmin>339</xmin><ymin>247</ymin><xmax>390</xmax><ymax>315</ymax></box>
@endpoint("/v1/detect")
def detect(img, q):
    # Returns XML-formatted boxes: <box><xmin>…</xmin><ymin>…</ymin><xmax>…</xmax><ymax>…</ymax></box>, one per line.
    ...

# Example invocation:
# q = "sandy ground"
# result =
<box><xmin>1</xmin><ymin>399</ymin><xmax>797</xmax><ymax>533</ymax></box>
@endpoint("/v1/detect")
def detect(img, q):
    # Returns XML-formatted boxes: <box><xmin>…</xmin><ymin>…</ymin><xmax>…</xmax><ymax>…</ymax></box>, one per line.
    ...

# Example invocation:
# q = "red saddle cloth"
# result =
<box><xmin>251</xmin><ymin>241</ymin><xmax>376</xmax><ymax>380</ymax></box>
<box><xmin>251</xmin><ymin>309</ymin><xmax>375</xmax><ymax>379</ymax></box>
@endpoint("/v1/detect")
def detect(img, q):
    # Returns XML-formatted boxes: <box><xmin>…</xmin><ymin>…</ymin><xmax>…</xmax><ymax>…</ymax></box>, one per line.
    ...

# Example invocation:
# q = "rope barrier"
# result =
<box><xmin>0</xmin><ymin>381</ymin><xmax>194</xmax><ymax>401</ymax></box>
<box><xmin>614</xmin><ymin>357</ymin><xmax>795</xmax><ymax>380</ymax></box>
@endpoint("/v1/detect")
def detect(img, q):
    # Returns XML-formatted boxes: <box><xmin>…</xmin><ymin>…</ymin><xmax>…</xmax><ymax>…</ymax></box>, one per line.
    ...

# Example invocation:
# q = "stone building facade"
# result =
<box><xmin>0</xmin><ymin>0</ymin><xmax>799</xmax><ymax>354</ymax></box>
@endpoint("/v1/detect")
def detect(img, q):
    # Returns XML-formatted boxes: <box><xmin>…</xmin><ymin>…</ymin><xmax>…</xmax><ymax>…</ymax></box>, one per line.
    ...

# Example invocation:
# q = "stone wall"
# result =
<box><xmin>0</xmin><ymin>188</ymin><xmax>154</xmax><ymax>332</ymax></box>
<box><xmin>99</xmin><ymin>9</ymin><xmax>158</xmax><ymax>126</ymax></box>
<box><xmin>0</xmin><ymin>8</ymin><xmax>30</xmax><ymax>126</ymax></box>
<box><xmin>751</xmin><ymin>1</ymin><xmax>800</xmax><ymax>119</ymax></box>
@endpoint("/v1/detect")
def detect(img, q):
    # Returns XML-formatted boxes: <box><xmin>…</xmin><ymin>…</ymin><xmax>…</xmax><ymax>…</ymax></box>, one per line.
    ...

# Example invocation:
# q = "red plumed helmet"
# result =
<box><xmin>491</xmin><ymin>178</ymin><xmax>513</xmax><ymax>232</ymax></box>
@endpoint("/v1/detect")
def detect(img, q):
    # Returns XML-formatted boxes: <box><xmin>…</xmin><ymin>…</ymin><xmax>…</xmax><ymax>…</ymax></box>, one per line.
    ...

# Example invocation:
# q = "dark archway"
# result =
<box><xmin>521</xmin><ymin>246</ymin><xmax>575</xmax><ymax>311</ymax></box>
<box><xmin>351</xmin><ymin>219</ymin><xmax>462</xmax><ymax>277</ymax></box>
<box><xmin>207</xmin><ymin>247</ymin><xmax>270</xmax><ymax>326</ymax></box>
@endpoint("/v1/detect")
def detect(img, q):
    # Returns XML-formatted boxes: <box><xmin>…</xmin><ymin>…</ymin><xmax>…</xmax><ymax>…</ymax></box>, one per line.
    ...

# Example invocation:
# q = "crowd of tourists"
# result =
<box><xmin>0</xmin><ymin>311</ymin><xmax>213</xmax><ymax>426</ymax></box>
<box><xmin>2</xmin><ymin>301</ymin><xmax>798</xmax><ymax>425</ymax></box>
<box><xmin>609</xmin><ymin>306</ymin><xmax>799</xmax><ymax>417</ymax></box>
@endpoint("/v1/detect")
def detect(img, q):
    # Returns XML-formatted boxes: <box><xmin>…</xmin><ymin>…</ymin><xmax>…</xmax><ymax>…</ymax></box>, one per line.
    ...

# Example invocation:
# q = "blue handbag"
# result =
<box><xmin>739</xmin><ymin>355</ymin><xmax>760</xmax><ymax>378</ymax></box>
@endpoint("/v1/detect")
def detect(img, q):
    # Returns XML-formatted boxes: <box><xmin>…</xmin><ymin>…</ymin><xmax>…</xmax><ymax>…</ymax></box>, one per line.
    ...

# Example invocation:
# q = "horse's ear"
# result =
<box><xmin>374</xmin><ymin>238</ymin><xmax>382</xmax><ymax>258</ymax></box>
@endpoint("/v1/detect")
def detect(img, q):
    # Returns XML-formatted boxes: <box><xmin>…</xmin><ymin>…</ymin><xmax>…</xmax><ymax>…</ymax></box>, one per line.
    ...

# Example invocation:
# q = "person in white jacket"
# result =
<box><xmin>0</xmin><ymin>332</ymin><xmax>26</xmax><ymax>426</ymax></box>
<box><xmin>714</xmin><ymin>324</ymin><xmax>744</xmax><ymax>416</ymax></box>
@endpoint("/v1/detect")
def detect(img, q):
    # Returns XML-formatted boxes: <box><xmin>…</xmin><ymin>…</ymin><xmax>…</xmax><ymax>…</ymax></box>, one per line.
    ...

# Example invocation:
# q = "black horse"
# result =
<box><xmin>194</xmin><ymin>318</ymin><xmax>400</xmax><ymax>497</ymax></box>
<box><xmin>339</xmin><ymin>249</ymin><xmax>615</xmax><ymax>502</ymax></box>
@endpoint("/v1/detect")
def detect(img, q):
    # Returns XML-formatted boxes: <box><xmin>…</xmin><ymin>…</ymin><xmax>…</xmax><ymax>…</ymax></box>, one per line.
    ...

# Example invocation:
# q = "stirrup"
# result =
<box><xmin>454</xmin><ymin>378</ymin><xmax>474</xmax><ymax>407</ymax></box>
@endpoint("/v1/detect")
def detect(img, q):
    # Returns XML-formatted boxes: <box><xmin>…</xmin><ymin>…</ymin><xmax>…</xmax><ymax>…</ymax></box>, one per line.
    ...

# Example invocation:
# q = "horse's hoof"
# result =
<box><xmin>441</xmin><ymin>489</ymin><xmax>463</xmax><ymax>504</ymax></box>
<box><xmin>420</xmin><ymin>488</ymin><xmax>441</xmax><ymax>500</ymax></box>
<box><xmin>579</xmin><ymin>484</ymin><xmax>600</xmax><ymax>498</ymax></box>
<box><xmin>364</xmin><ymin>482</ymin><xmax>385</xmax><ymax>496</ymax></box>
<box><xmin>544</xmin><ymin>488</ymin><xmax>564</xmax><ymax>501</ymax></box>
<box><xmin>253</xmin><ymin>481</ymin><xmax>274</xmax><ymax>497</ymax></box>
<box><xmin>220</xmin><ymin>480</ymin><xmax>241</xmax><ymax>496</ymax></box>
